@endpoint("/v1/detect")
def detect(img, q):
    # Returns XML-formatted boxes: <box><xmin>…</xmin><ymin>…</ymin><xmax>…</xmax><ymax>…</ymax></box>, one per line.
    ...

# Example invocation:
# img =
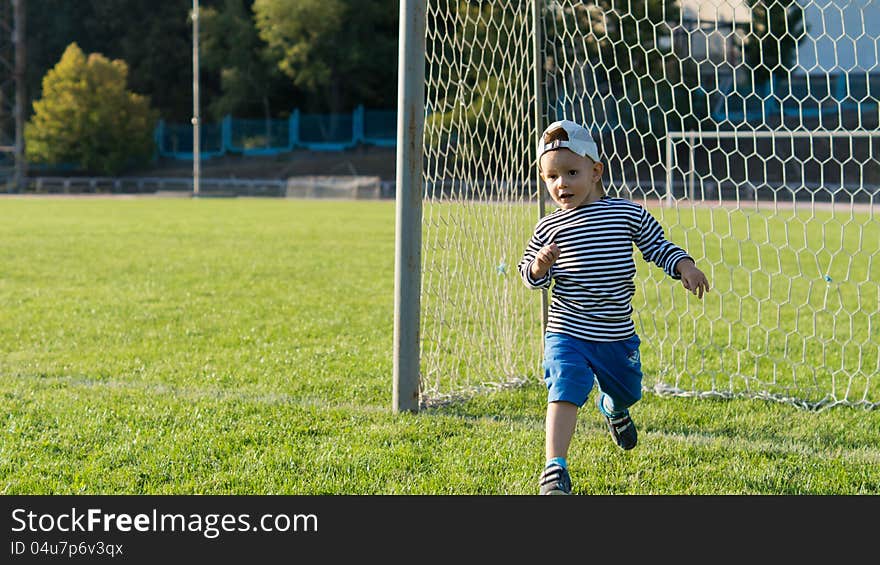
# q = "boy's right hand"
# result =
<box><xmin>530</xmin><ymin>243</ymin><xmax>560</xmax><ymax>279</ymax></box>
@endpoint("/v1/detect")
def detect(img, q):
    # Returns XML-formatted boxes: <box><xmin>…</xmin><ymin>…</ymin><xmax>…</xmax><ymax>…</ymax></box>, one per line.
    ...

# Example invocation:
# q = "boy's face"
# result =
<box><xmin>539</xmin><ymin>148</ymin><xmax>604</xmax><ymax>210</ymax></box>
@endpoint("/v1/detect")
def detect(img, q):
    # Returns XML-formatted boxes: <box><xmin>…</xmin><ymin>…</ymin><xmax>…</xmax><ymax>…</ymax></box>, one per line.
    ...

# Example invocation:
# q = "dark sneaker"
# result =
<box><xmin>596</xmin><ymin>393</ymin><xmax>638</xmax><ymax>450</ymax></box>
<box><xmin>539</xmin><ymin>463</ymin><xmax>572</xmax><ymax>495</ymax></box>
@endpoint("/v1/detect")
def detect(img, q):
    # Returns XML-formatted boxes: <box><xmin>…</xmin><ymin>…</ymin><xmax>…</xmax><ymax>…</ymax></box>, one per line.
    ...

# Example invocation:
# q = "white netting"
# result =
<box><xmin>421</xmin><ymin>0</ymin><xmax>542</xmax><ymax>406</ymax></box>
<box><xmin>419</xmin><ymin>0</ymin><xmax>879</xmax><ymax>410</ymax></box>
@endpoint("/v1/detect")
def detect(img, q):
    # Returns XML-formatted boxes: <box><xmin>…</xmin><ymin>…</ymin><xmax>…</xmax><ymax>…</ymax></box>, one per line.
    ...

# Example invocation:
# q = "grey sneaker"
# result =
<box><xmin>539</xmin><ymin>463</ymin><xmax>572</xmax><ymax>495</ymax></box>
<box><xmin>596</xmin><ymin>393</ymin><xmax>638</xmax><ymax>450</ymax></box>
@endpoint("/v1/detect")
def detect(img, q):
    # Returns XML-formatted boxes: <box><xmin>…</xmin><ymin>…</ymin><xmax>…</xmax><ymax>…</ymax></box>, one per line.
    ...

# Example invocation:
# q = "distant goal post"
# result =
<box><xmin>664</xmin><ymin>129</ymin><xmax>880</xmax><ymax>207</ymax></box>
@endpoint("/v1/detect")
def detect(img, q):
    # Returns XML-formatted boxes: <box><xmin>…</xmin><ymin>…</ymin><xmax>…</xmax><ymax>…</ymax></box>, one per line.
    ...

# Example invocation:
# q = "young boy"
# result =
<box><xmin>518</xmin><ymin>119</ymin><xmax>710</xmax><ymax>495</ymax></box>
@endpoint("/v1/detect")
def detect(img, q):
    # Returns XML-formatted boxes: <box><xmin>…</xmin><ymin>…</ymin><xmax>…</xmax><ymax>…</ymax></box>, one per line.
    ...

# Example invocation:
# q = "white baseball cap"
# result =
<box><xmin>538</xmin><ymin>119</ymin><xmax>600</xmax><ymax>162</ymax></box>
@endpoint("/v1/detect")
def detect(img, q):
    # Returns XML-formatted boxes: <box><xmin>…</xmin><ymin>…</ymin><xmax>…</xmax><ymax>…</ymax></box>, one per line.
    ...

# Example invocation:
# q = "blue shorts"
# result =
<box><xmin>542</xmin><ymin>332</ymin><xmax>643</xmax><ymax>409</ymax></box>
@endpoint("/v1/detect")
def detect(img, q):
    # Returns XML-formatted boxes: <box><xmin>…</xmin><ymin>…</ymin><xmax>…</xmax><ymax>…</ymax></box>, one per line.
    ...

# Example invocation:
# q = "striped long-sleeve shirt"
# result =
<box><xmin>518</xmin><ymin>196</ymin><xmax>692</xmax><ymax>341</ymax></box>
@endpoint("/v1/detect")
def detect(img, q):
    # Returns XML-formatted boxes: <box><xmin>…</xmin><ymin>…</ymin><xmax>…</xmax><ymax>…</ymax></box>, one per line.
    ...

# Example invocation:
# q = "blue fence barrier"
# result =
<box><xmin>156</xmin><ymin>105</ymin><xmax>396</xmax><ymax>160</ymax></box>
<box><xmin>710</xmin><ymin>72</ymin><xmax>880</xmax><ymax>125</ymax></box>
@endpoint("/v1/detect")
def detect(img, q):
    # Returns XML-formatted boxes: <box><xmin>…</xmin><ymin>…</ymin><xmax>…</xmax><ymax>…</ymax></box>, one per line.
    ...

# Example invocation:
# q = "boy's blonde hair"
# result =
<box><xmin>542</xmin><ymin>126</ymin><xmax>569</xmax><ymax>146</ymax></box>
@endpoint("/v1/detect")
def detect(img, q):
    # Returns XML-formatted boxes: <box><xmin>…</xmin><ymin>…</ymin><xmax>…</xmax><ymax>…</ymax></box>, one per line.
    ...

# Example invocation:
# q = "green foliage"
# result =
<box><xmin>743</xmin><ymin>0</ymin><xmax>806</xmax><ymax>88</ymax></box>
<box><xmin>546</xmin><ymin>0</ymin><xmax>804</xmax><ymax>134</ymax></box>
<box><xmin>547</xmin><ymin>0</ymin><xmax>699</xmax><ymax>136</ymax></box>
<box><xmin>24</xmin><ymin>43</ymin><xmax>159</xmax><ymax>176</ymax></box>
<box><xmin>200</xmin><ymin>0</ymin><xmax>298</xmax><ymax>120</ymax></box>
<box><xmin>252</xmin><ymin>0</ymin><xmax>398</xmax><ymax>112</ymax></box>
<box><xmin>253</xmin><ymin>0</ymin><xmax>344</xmax><ymax>92</ymax></box>
<box><xmin>26</xmin><ymin>0</ymin><xmax>219</xmax><ymax>123</ymax></box>
<box><xmin>20</xmin><ymin>0</ymin><xmax>806</xmax><ymax>127</ymax></box>
<box><xmin>424</xmin><ymin>1</ymin><xmax>534</xmax><ymax>175</ymax></box>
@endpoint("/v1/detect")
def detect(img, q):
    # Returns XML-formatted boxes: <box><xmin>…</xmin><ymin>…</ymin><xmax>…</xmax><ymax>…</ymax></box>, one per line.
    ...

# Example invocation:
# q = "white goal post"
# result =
<box><xmin>664</xmin><ymin>129</ymin><xmax>880</xmax><ymax>206</ymax></box>
<box><xmin>395</xmin><ymin>0</ymin><xmax>880</xmax><ymax>412</ymax></box>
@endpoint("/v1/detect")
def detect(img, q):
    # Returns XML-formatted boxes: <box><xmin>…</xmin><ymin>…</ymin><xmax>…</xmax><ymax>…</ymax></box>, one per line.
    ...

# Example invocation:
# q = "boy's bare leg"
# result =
<box><xmin>545</xmin><ymin>401</ymin><xmax>578</xmax><ymax>461</ymax></box>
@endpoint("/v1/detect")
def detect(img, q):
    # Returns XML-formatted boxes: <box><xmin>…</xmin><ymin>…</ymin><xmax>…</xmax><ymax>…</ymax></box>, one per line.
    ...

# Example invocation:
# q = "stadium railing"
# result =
<box><xmin>155</xmin><ymin>105</ymin><xmax>396</xmax><ymax>161</ymax></box>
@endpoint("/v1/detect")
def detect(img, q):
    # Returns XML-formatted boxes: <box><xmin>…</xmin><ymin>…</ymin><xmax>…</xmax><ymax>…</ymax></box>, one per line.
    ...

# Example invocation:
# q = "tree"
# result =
<box><xmin>545</xmin><ymin>0</ymin><xmax>693</xmax><ymax>136</ymax></box>
<box><xmin>743</xmin><ymin>0</ymin><xmax>805</xmax><ymax>89</ymax></box>
<box><xmin>545</xmin><ymin>0</ymin><xmax>804</xmax><ymax>134</ymax></box>
<box><xmin>252</xmin><ymin>0</ymin><xmax>397</xmax><ymax>113</ymax></box>
<box><xmin>423</xmin><ymin>1</ymin><xmax>535</xmax><ymax>177</ymax></box>
<box><xmin>26</xmin><ymin>0</ymin><xmax>223</xmax><ymax>123</ymax></box>
<box><xmin>24</xmin><ymin>0</ymin><xmax>93</xmax><ymax>121</ymax></box>
<box><xmin>25</xmin><ymin>43</ymin><xmax>159</xmax><ymax>175</ymax></box>
<box><xmin>200</xmin><ymin>0</ymin><xmax>298</xmax><ymax>120</ymax></box>
<box><xmin>24</xmin><ymin>0</ymin><xmax>400</xmax><ymax>123</ymax></box>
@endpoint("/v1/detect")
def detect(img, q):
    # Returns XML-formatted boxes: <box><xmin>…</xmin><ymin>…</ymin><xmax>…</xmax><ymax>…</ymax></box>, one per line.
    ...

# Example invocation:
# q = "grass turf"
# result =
<box><xmin>1</xmin><ymin>197</ymin><xmax>877</xmax><ymax>494</ymax></box>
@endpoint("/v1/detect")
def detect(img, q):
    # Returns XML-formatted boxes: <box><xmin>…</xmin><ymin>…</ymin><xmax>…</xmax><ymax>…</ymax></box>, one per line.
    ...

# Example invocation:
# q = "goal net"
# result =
<box><xmin>417</xmin><ymin>0</ymin><xmax>879</xmax><ymax>410</ymax></box>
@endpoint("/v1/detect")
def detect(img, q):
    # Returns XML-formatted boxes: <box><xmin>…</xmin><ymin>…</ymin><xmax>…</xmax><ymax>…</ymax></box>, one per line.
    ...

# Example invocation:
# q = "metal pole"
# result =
<box><xmin>688</xmin><ymin>136</ymin><xmax>695</xmax><ymax>201</ymax></box>
<box><xmin>664</xmin><ymin>134</ymin><xmax>673</xmax><ymax>207</ymax></box>
<box><xmin>532</xmin><ymin>0</ymin><xmax>548</xmax><ymax>332</ymax></box>
<box><xmin>12</xmin><ymin>0</ymin><xmax>25</xmax><ymax>192</ymax></box>
<box><xmin>393</xmin><ymin>0</ymin><xmax>427</xmax><ymax>413</ymax></box>
<box><xmin>192</xmin><ymin>0</ymin><xmax>200</xmax><ymax>197</ymax></box>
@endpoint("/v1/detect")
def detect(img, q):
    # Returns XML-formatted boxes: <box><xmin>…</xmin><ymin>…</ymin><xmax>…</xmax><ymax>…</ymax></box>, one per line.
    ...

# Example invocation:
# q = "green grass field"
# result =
<box><xmin>1</xmin><ymin>197</ymin><xmax>878</xmax><ymax>494</ymax></box>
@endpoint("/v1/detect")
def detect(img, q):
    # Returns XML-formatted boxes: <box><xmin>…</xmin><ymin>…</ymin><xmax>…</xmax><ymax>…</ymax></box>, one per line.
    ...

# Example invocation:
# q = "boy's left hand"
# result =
<box><xmin>676</xmin><ymin>259</ymin><xmax>710</xmax><ymax>299</ymax></box>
